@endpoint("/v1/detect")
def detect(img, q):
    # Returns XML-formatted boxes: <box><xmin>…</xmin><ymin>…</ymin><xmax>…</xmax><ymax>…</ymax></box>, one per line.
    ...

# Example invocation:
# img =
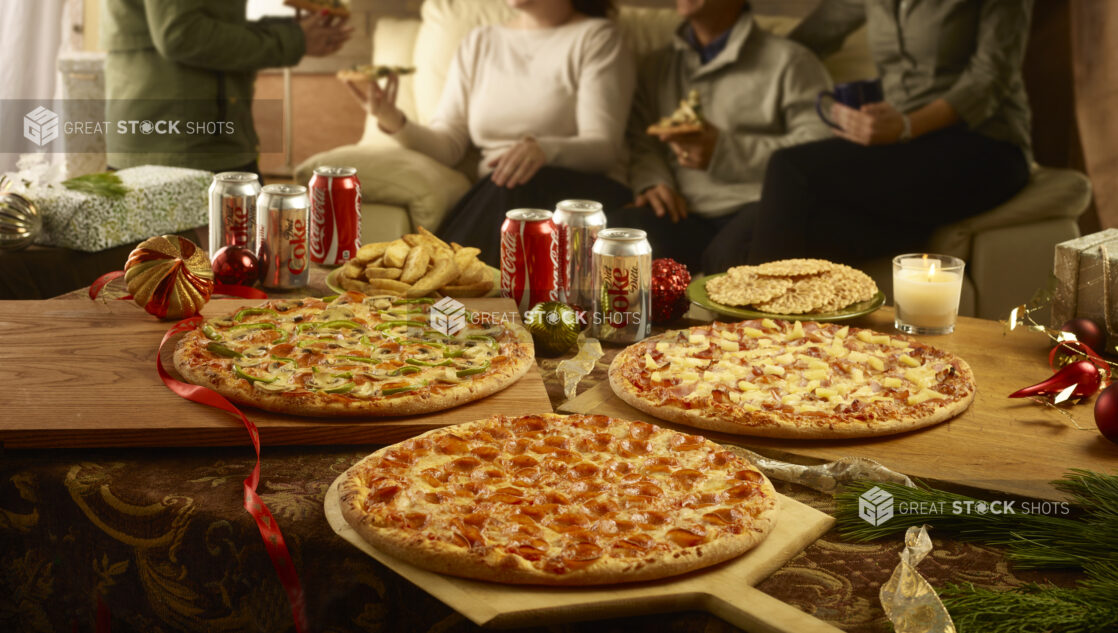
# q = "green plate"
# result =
<box><xmin>325</xmin><ymin>265</ymin><xmax>502</xmax><ymax>298</ymax></box>
<box><xmin>686</xmin><ymin>273</ymin><xmax>885</xmax><ymax>322</ymax></box>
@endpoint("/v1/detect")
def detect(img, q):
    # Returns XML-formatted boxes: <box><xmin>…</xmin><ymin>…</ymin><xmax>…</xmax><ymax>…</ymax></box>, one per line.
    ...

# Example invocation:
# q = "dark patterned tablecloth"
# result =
<box><xmin>0</xmin><ymin>282</ymin><xmax>1084</xmax><ymax>632</ymax></box>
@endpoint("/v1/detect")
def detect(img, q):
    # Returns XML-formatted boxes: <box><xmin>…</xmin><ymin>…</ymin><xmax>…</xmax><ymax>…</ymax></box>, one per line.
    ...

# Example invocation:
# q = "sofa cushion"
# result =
<box><xmin>295</xmin><ymin>144</ymin><xmax>472</xmax><ymax>232</ymax></box>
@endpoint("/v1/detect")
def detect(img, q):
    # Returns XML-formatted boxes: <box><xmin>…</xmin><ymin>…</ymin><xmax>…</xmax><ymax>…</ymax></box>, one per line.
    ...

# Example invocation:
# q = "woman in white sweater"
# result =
<box><xmin>347</xmin><ymin>0</ymin><xmax>635</xmax><ymax>265</ymax></box>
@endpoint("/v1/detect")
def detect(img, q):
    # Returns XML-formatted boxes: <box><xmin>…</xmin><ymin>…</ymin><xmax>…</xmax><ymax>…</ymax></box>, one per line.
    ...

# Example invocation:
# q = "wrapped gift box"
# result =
<box><xmin>1052</xmin><ymin>228</ymin><xmax>1118</xmax><ymax>351</ymax></box>
<box><xmin>21</xmin><ymin>165</ymin><xmax>211</xmax><ymax>253</ymax></box>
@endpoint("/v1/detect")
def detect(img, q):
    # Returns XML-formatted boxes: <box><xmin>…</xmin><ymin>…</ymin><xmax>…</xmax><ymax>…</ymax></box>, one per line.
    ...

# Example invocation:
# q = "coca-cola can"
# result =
<box><xmin>500</xmin><ymin>208</ymin><xmax>561</xmax><ymax>313</ymax></box>
<box><xmin>256</xmin><ymin>184</ymin><xmax>311</xmax><ymax>290</ymax></box>
<box><xmin>590</xmin><ymin>228</ymin><xmax>651</xmax><ymax>343</ymax></box>
<box><xmin>207</xmin><ymin>172</ymin><xmax>260</xmax><ymax>259</ymax></box>
<box><xmin>552</xmin><ymin>199</ymin><xmax>606</xmax><ymax>311</ymax></box>
<box><xmin>309</xmin><ymin>166</ymin><xmax>362</xmax><ymax>266</ymax></box>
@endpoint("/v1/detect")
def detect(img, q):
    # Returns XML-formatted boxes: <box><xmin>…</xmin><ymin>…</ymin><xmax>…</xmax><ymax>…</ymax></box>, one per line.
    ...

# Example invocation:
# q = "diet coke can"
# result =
<box><xmin>590</xmin><ymin>228</ymin><xmax>651</xmax><ymax>343</ymax></box>
<box><xmin>207</xmin><ymin>172</ymin><xmax>260</xmax><ymax>259</ymax></box>
<box><xmin>552</xmin><ymin>199</ymin><xmax>606</xmax><ymax>312</ymax></box>
<box><xmin>256</xmin><ymin>184</ymin><xmax>311</xmax><ymax>290</ymax></box>
<box><xmin>500</xmin><ymin>208</ymin><xmax>561</xmax><ymax>313</ymax></box>
<box><xmin>309</xmin><ymin>166</ymin><xmax>362</xmax><ymax>266</ymax></box>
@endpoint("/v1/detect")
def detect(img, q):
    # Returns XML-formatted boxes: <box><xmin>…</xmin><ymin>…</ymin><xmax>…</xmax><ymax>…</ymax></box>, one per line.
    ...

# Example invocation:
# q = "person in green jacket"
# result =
<box><xmin>102</xmin><ymin>1</ymin><xmax>351</xmax><ymax>173</ymax></box>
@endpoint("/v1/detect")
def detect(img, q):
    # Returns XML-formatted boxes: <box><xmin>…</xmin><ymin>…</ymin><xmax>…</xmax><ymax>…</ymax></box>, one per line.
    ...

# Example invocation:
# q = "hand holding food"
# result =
<box><xmin>337</xmin><ymin>227</ymin><xmax>494</xmax><ymax>298</ymax></box>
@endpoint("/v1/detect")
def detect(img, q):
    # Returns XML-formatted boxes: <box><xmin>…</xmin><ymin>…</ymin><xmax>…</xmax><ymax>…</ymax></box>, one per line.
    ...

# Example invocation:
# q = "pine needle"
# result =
<box><xmin>61</xmin><ymin>172</ymin><xmax>129</xmax><ymax>198</ymax></box>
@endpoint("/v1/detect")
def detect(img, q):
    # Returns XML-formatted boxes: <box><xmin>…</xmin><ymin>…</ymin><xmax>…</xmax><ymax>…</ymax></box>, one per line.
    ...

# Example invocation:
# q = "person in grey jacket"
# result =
<box><xmin>746</xmin><ymin>0</ymin><xmax>1033</xmax><ymax>265</ymax></box>
<box><xmin>615</xmin><ymin>0</ymin><xmax>831</xmax><ymax>272</ymax></box>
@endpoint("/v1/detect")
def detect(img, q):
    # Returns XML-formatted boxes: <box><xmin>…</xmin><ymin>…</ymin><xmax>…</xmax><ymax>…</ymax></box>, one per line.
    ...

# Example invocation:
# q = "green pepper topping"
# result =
<box><xmin>338</xmin><ymin>355</ymin><xmax>380</xmax><ymax>364</ymax></box>
<box><xmin>297</xmin><ymin>319</ymin><xmax>364</xmax><ymax>333</ymax></box>
<box><xmin>382</xmin><ymin>383</ymin><xmax>420</xmax><ymax>396</ymax></box>
<box><xmin>406</xmin><ymin>358</ymin><xmax>455</xmax><ymax>368</ymax></box>
<box><xmin>392</xmin><ymin>297</ymin><xmax>435</xmax><ymax>305</ymax></box>
<box><xmin>321</xmin><ymin>294</ymin><xmax>339</xmax><ymax>302</ymax></box>
<box><xmin>234</xmin><ymin>365</ymin><xmax>276</xmax><ymax>383</ymax></box>
<box><xmin>234</xmin><ymin>307</ymin><xmax>279</xmax><ymax>321</ymax></box>
<box><xmin>456</xmin><ymin>360</ymin><xmax>491</xmax><ymax>378</ymax></box>
<box><xmin>323</xmin><ymin>381</ymin><xmax>355</xmax><ymax>394</ymax></box>
<box><xmin>313</xmin><ymin>368</ymin><xmax>353</xmax><ymax>379</ymax></box>
<box><xmin>466</xmin><ymin>334</ymin><xmax>498</xmax><ymax>349</ymax></box>
<box><xmin>388</xmin><ymin>365</ymin><xmax>422</xmax><ymax>376</ymax></box>
<box><xmin>207</xmin><ymin>342</ymin><xmax>242</xmax><ymax>358</ymax></box>
<box><xmin>375</xmin><ymin>319</ymin><xmax>428</xmax><ymax>331</ymax></box>
<box><xmin>270</xmin><ymin>355</ymin><xmax>296</xmax><ymax>364</ymax></box>
<box><xmin>201</xmin><ymin>324</ymin><xmax>221</xmax><ymax>341</ymax></box>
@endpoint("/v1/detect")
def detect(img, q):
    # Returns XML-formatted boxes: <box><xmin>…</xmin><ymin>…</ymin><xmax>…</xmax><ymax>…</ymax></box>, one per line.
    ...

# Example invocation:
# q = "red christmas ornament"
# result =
<box><xmin>650</xmin><ymin>258</ymin><xmax>692</xmax><ymax>324</ymax></box>
<box><xmin>1060</xmin><ymin>317</ymin><xmax>1106</xmax><ymax>355</ymax></box>
<box><xmin>1094</xmin><ymin>383</ymin><xmax>1118</xmax><ymax>443</ymax></box>
<box><xmin>212</xmin><ymin>245</ymin><xmax>260</xmax><ymax>286</ymax></box>
<box><xmin>1009</xmin><ymin>360</ymin><xmax>1102</xmax><ymax>401</ymax></box>
<box><xmin>123</xmin><ymin>235</ymin><xmax>214</xmax><ymax>319</ymax></box>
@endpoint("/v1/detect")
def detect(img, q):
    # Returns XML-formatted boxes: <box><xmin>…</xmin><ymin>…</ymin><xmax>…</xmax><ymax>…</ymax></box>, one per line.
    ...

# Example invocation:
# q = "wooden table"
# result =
<box><xmin>561</xmin><ymin>307</ymin><xmax>1118</xmax><ymax>501</ymax></box>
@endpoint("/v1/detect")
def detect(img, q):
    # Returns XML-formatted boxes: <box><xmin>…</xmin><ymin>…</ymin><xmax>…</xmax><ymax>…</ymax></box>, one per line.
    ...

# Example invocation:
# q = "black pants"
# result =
<box><xmin>745</xmin><ymin>127</ymin><xmax>1030</xmax><ymax>265</ymax></box>
<box><xmin>437</xmin><ymin>166</ymin><xmax>632</xmax><ymax>267</ymax></box>
<box><xmin>604</xmin><ymin>202</ymin><xmax>759</xmax><ymax>274</ymax></box>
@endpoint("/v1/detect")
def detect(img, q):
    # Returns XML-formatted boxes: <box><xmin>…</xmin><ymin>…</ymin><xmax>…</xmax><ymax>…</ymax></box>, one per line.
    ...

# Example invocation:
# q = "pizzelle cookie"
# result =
<box><xmin>705</xmin><ymin>259</ymin><xmax>879</xmax><ymax>315</ymax></box>
<box><xmin>706</xmin><ymin>270</ymin><xmax>791</xmax><ymax>306</ymax></box>
<box><xmin>338</xmin><ymin>413</ymin><xmax>778</xmax><ymax>585</ymax></box>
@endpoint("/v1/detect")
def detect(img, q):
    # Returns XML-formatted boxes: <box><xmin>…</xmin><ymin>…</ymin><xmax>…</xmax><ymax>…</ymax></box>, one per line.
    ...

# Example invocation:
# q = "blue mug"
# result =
<box><xmin>816</xmin><ymin>79</ymin><xmax>884</xmax><ymax>129</ymax></box>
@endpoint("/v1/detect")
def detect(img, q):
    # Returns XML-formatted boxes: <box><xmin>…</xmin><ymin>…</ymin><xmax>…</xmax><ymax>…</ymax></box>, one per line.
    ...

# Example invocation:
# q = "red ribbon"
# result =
<box><xmin>1049</xmin><ymin>340</ymin><xmax>1110</xmax><ymax>379</ymax></box>
<box><xmin>89</xmin><ymin>270</ymin><xmax>268</xmax><ymax>302</ymax></box>
<box><xmin>157</xmin><ymin>318</ymin><xmax>307</xmax><ymax>632</ymax></box>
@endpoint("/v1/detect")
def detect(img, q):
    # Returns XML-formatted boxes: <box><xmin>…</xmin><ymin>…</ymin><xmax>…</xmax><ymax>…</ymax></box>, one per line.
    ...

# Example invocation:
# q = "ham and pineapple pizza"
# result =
<box><xmin>609</xmin><ymin>319</ymin><xmax>975</xmax><ymax>438</ymax></box>
<box><xmin>173</xmin><ymin>293</ymin><xmax>533</xmax><ymax>417</ymax></box>
<box><xmin>338</xmin><ymin>413</ymin><xmax>777</xmax><ymax>585</ymax></box>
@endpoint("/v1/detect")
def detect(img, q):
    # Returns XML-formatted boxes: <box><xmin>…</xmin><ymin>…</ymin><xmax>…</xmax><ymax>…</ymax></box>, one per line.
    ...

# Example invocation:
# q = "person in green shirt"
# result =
<box><xmin>102</xmin><ymin>1</ymin><xmax>352</xmax><ymax>174</ymax></box>
<box><xmin>740</xmin><ymin>0</ymin><xmax>1033</xmax><ymax>265</ymax></box>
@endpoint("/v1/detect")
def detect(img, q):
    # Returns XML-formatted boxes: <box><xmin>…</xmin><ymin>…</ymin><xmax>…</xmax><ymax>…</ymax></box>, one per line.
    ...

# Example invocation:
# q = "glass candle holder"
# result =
<box><xmin>892</xmin><ymin>254</ymin><xmax>965</xmax><ymax>335</ymax></box>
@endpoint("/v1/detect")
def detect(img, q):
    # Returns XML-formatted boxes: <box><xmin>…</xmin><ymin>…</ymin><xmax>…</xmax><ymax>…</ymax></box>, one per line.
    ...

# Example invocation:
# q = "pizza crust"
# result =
<box><xmin>338</xmin><ymin>414</ymin><xmax>778</xmax><ymax>585</ymax></box>
<box><xmin>608</xmin><ymin>321</ymin><xmax>976</xmax><ymax>439</ymax></box>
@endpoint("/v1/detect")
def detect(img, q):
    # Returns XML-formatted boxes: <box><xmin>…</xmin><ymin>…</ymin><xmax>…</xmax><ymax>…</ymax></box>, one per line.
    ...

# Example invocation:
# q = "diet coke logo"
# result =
<box><xmin>310</xmin><ymin>185</ymin><xmax>328</xmax><ymax>260</ymax></box>
<box><xmin>225</xmin><ymin>201</ymin><xmax>251</xmax><ymax>246</ymax></box>
<box><xmin>606</xmin><ymin>265</ymin><xmax>635</xmax><ymax>328</ymax></box>
<box><xmin>286</xmin><ymin>218</ymin><xmax>308</xmax><ymax>274</ymax></box>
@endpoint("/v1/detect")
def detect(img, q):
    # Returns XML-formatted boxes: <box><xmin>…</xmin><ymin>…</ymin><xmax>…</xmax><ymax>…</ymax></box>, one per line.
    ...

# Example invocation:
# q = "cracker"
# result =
<box><xmin>752</xmin><ymin>258</ymin><xmax>835</xmax><ymax>278</ymax></box>
<box><xmin>706</xmin><ymin>272</ymin><xmax>791</xmax><ymax>307</ymax></box>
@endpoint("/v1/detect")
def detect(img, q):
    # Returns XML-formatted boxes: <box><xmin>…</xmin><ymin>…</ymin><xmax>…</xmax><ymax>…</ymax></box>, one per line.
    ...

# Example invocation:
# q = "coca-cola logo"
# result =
<box><xmin>310</xmin><ymin>186</ymin><xmax>328</xmax><ymax>259</ymax></box>
<box><xmin>547</xmin><ymin>224</ymin><xmax>560</xmax><ymax>301</ymax></box>
<box><xmin>288</xmin><ymin>218</ymin><xmax>307</xmax><ymax>274</ymax></box>
<box><xmin>499</xmin><ymin>227</ymin><xmax>517</xmax><ymax>297</ymax></box>
<box><xmin>227</xmin><ymin>203</ymin><xmax>250</xmax><ymax>245</ymax></box>
<box><xmin>607</xmin><ymin>265</ymin><xmax>633</xmax><ymax>328</ymax></box>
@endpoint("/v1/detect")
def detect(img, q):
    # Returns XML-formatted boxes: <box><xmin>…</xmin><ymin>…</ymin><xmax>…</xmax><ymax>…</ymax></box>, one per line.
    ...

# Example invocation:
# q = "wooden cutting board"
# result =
<box><xmin>324</xmin><ymin>474</ymin><xmax>839</xmax><ymax>632</ymax></box>
<box><xmin>0</xmin><ymin>298</ymin><xmax>553</xmax><ymax>448</ymax></box>
<box><xmin>561</xmin><ymin>308</ymin><xmax>1118</xmax><ymax>501</ymax></box>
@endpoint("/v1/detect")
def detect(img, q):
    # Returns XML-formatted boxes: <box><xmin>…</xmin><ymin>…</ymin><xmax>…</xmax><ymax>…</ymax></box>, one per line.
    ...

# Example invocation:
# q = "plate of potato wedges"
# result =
<box><xmin>326</xmin><ymin>227</ymin><xmax>499</xmax><ymax>298</ymax></box>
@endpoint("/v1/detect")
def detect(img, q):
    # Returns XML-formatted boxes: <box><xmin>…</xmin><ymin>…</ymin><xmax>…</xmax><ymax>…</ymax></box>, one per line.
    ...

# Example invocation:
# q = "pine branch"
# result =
<box><xmin>835</xmin><ymin>471</ymin><xmax>1118</xmax><ymax>569</ymax></box>
<box><xmin>61</xmin><ymin>172</ymin><xmax>129</xmax><ymax>198</ymax></box>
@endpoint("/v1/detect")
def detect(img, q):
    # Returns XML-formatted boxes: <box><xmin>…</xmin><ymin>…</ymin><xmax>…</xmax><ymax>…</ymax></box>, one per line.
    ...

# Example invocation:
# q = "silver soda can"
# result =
<box><xmin>208</xmin><ymin>172</ymin><xmax>261</xmax><ymax>259</ymax></box>
<box><xmin>590</xmin><ymin>228</ymin><xmax>651</xmax><ymax>343</ymax></box>
<box><xmin>552</xmin><ymin>199</ymin><xmax>606</xmax><ymax>311</ymax></box>
<box><xmin>256</xmin><ymin>184</ymin><xmax>311</xmax><ymax>290</ymax></box>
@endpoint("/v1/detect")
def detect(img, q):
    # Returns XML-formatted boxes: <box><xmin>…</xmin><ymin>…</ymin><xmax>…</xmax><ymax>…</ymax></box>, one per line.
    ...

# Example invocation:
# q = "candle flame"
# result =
<box><xmin>927</xmin><ymin>261</ymin><xmax>937</xmax><ymax>281</ymax></box>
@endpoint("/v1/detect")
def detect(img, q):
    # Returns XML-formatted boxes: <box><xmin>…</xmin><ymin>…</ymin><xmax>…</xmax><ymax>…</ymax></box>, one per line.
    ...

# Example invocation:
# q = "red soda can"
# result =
<box><xmin>500</xmin><ymin>208</ymin><xmax>561</xmax><ymax>313</ymax></box>
<box><xmin>309</xmin><ymin>166</ymin><xmax>362</xmax><ymax>266</ymax></box>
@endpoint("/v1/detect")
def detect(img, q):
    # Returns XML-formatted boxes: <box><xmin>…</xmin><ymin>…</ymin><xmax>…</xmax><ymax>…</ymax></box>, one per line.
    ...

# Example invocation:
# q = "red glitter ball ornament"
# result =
<box><xmin>650</xmin><ymin>258</ymin><xmax>692</xmax><ymax>324</ymax></box>
<box><xmin>212</xmin><ymin>245</ymin><xmax>260</xmax><ymax>286</ymax></box>
<box><xmin>1094</xmin><ymin>383</ymin><xmax>1118</xmax><ymax>444</ymax></box>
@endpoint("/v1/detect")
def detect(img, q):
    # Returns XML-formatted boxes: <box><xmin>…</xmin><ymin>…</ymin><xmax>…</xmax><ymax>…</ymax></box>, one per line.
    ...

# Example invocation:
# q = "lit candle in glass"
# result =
<box><xmin>892</xmin><ymin>254</ymin><xmax>965</xmax><ymax>335</ymax></box>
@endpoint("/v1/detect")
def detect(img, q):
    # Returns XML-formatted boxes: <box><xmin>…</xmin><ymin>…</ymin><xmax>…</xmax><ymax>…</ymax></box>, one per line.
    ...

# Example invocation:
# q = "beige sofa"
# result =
<box><xmin>298</xmin><ymin>0</ymin><xmax>1091</xmax><ymax>319</ymax></box>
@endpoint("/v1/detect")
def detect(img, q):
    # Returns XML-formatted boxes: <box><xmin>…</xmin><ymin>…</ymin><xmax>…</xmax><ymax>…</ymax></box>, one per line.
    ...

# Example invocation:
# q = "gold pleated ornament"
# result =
<box><xmin>124</xmin><ymin>235</ymin><xmax>214</xmax><ymax>319</ymax></box>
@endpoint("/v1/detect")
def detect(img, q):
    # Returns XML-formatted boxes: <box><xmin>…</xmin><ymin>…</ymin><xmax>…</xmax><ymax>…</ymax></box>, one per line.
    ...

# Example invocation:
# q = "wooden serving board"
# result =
<box><xmin>0</xmin><ymin>299</ymin><xmax>553</xmax><ymax>449</ymax></box>
<box><xmin>561</xmin><ymin>308</ymin><xmax>1118</xmax><ymax>502</ymax></box>
<box><xmin>324</xmin><ymin>474</ymin><xmax>839</xmax><ymax>632</ymax></box>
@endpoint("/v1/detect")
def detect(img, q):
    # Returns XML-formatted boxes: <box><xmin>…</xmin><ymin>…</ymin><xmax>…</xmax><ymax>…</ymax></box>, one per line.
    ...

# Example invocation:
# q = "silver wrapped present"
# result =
<box><xmin>1051</xmin><ymin>229</ymin><xmax>1118</xmax><ymax>349</ymax></box>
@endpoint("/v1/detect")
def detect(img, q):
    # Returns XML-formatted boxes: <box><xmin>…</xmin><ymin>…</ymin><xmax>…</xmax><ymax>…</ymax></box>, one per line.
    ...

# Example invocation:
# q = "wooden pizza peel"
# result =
<box><xmin>324</xmin><ymin>473</ymin><xmax>838</xmax><ymax>632</ymax></box>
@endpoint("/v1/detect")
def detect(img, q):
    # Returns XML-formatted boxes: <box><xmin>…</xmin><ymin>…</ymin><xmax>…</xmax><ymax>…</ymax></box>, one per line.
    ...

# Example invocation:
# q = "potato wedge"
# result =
<box><xmin>442</xmin><ymin>279</ymin><xmax>493</xmax><ymax>298</ymax></box>
<box><xmin>342</xmin><ymin>259</ymin><xmax>365</xmax><ymax>280</ymax></box>
<box><xmin>364</xmin><ymin>266</ymin><xmax>403</xmax><ymax>280</ymax></box>
<box><xmin>415</xmin><ymin>226</ymin><xmax>453</xmax><ymax>256</ymax></box>
<box><xmin>367</xmin><ymin>278</ymin><xmax>413</xmax><ymax>294</ymax></box>
<box><xmin>406</xmin><ymin>255</ymin><xmax>458</xmax><ymax>297</ymax></box>
<box><xmin>354</xmin><ymin>242</ymin><xmax>388</xmax><ymax>264</ymax></box>
<box><xmin>339</xmin><ymin>276</ymin><xmax>376</xmax><ymax>294</ymax></box>
<box><xmin>457</xmin><ymin>259</ymin><xmax>489</xmax><ymax>285</ymax></box>
<box><xmin>402</xmin><ymin>234</ymin><xmax>424</xmax><ymax>248</ymax></box>
<box><xmin>452</xmin><ymin>247</ymin><xmax>482</xmax><ymax>274</ymax></box>
<box><xmin>382</xmin><ymin>239</ymin><xmax>411</xmax><ymax>268</ymax></box>
<box><xmin>399</xmin><ymin>245</ymin><xmax>431</xmax><ymax>284</ymax></box>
